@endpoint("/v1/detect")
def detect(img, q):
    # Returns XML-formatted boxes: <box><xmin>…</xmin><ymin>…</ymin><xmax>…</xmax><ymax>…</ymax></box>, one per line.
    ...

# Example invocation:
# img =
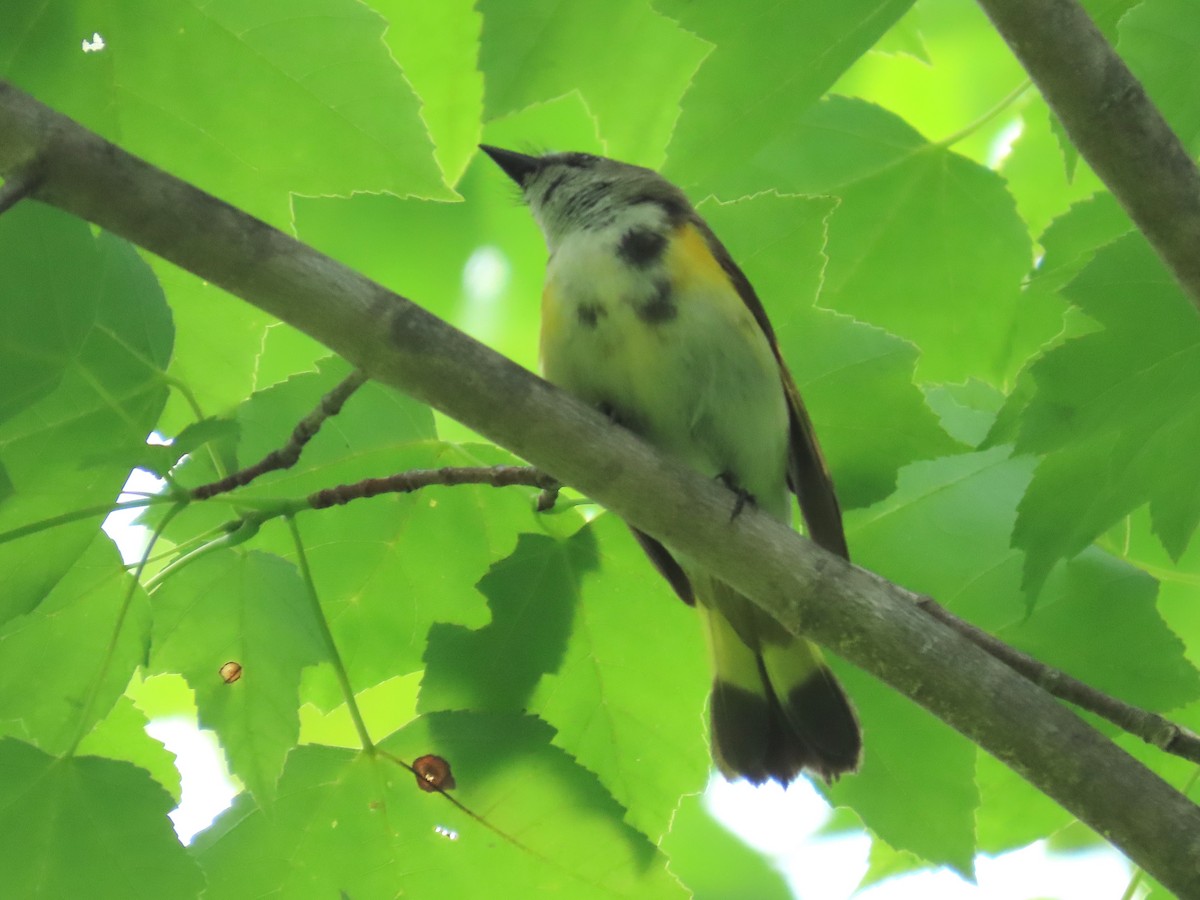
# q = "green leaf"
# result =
<box><xmin>295</xmin><ymin>160</ymin><xmax>547</xmax><ymax>370</ymax></box>
<box><xmin>1083</xmin><ymin>0</ymin><xmax>1144</xmax><ymax>38</ymax></box>
<box><xmin>1100</xmin><ymin>506</ymin><xmax>1200</xmax><ymax>671</ymax></box>
<box><xmin>687</xmin><ymin>97</ymin><xmax>1038</xmax><ymax>384</ymax></box>
<box><xmin>195</xmin><ymin>714</ymin><xmax>683</xmax><ymax>898</ymax></box>
<box><xmin>659</xmin><ymin>0</ymin><xmax>914</xmax><ymax>191</ymax></box>
<box><xmin>1000</xmin><ymin>548</ymin><xmax>1200</xmax><ymax>712</ymax></box>
<box><xmin>0</xmin><ymin>208</ymin><xmax>97</xmax><ymax>424</ymax></box>
<box><xmin>529</xmin><ymin>516</ymin><xmax>711</xmax><ymax>840</ymax></box>
<box><xmin>421</xmin><ymin>530</ymin><xmax>593</xmax><ymax>713</ymax></box>
<box><xmin>148</xmin><ymin>550</ymin><xmax>326</xmax><ymax>801</ymax></box>
<box><xmin>157</xmin><ymin>355</ymin><xmax>432</xmax><ymax>533</ymax></box>
<box><xmin>77</xmin><ymin>695</ymin><xmax>183</xmax><ymax>804</ymax></box>
<box><xmin>661</xmin><ymin>791</ymin><xmax>793</xmax><ymax>899</ymax></box>
<box><xmin>1001</xmin><ymin>97</ymin><xmax>1107</xmax><ymax>240</ymax></box>
<box><xmin>1014</xmin><ymin>233</ymin><xmax>1200</xmax><ymax>590</ymax></box>
<box><xmin>824</xmin><ymin>662</ymin><xmax>979</xmax><ymax>876</ymax></box>
<box><xmin>832</xmin><ymin>449</ymin><xmax>1040</xmax><ymax>870</ymax></box>
<box><xmin>923</xmin><ymin>380</ymin><xmax>1006</xmax><ymax>448</ymax></box>
<box><xmin>480</xmin><ymin>0</ymin><xmax>709</xmax><ymax>166</ymax></box>
<box><xmin>0</xmin><ymin>535</ymin><xmax>150</xmax><ymax>756</ymax></box>
<box><xmin>1119</xmin><ymin>0</ymin><xmax>1200</xmax><ymax>155</ymax></box>
<box><xmin>0</xmin><ymin>205</ymin><xmax>171</xmax><ymax>624</ymax></box>
<box><xmin>1</xmin><ymin>0</ymin><xmax>448</xmax><ymax>226</ymax></box>
<box><xmin>298</xmin><ymin>671</ymin><xmax>421</xmax><ymax>748</ymax></box>
<box><xmin>376</xmin><ymin>0</ymin><xmax>484</xmax><ymax>185</ymax></box>
<box><xmin>842</xmin><ymin>444</ymin><xmax>1200</xmax><ymax>862</ymax></box>
<box><xmin>150</xmin><ymin>264</ymin><xmax>280</xmax><ymax>435</ymax></box>
<box><xmin>0</xmin><ymin>738</ymin><xmax>203</xmax><ymax>899</ymax></box>
<box><xmin>1032</xmin><ymin>192</ymin><xmax>1132</xmax><ymax>293</ymax></box>
<box><xmin>696</xmin><ymin>192</ymin><xmax>959</xmax><ymax>509</ymax></box>
<box><xmin>974</xmin><ymin>752</ymin><xmax>1073</xmax><ymax>855</ymax></box>
<box><xmin>872</xmin><ymin>17</ymin><xmax>931</xmax><ymax>64</ymax></box>
<box><xmin>848</xmin><ymin>448</ymin><xmax>1034</xmax><ymax>623</ymax></box>
<box><xmin>424</xmin><ymin>518</ymin><xmax>709</xmax><ymax>841</ymax></box>
<box><xmin>833</xmin><ymin>0</ymin><xmax>1029</xmax><ymax>167</ymax></box>
<box><xmin>163</xmin><ymin>360</ymin><xmax>544</xmax><ymax>704</ymax></box>
<box><xmin>857</xmin><ymin>833</ymin><xmax>929</xmax><ymax>890</ymax></box>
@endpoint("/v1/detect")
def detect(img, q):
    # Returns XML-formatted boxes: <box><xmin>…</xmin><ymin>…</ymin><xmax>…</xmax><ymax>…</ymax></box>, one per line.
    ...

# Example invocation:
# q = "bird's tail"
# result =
<box><xmin>699</xmin><ymin>601</ymin><xmax>861</xmax><ymax>785</ymax></box>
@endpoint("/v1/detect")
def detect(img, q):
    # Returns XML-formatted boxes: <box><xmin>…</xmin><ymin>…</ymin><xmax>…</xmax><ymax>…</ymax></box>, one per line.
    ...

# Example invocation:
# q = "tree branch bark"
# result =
<box><xmin>3</xmin><ymin>83</ymin><xmax>1199</xmax><ymax>895</ymax></box>
<box><xmin>975</xmin><ymin>0</ymin><xmax>1200</xmax><ymax>312</ymax></box>
<box><xmin>918</xmin><ymin>596</ymin><xmax>1200</xmax><ymax>765</ymax></box>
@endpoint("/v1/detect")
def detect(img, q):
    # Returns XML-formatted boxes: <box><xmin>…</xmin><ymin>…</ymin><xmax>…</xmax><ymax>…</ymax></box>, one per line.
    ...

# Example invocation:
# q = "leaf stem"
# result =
<box><xmin>938</xmin><ymin>80</ymin><xmax>1032</xmax><ymax>150</ymax></box>
<box><xmin>66</xmin><ymin>500</ymin><xmax>185</xmax><ymax>757</ymax></box>
<box><xmin>285</xmin><ymin>514</ymin><xmax>374</xmax><ymax>753</ymax></box>
<box><xmin>0</xmin><ymin>494</ymin><xmax>176</xmax><ymax>546</ymax></box>
<box><xmin>142</xmin><ymin>516</ymin><xmax>263</xmax><ymax>591</ymax></box>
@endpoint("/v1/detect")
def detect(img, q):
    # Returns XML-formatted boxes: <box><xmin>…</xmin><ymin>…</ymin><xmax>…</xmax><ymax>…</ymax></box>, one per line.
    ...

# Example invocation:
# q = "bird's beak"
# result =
<box><xmin>479</xmin><ymin>145</ymin><xmax>541</xmax><ymax>188</ymax></box>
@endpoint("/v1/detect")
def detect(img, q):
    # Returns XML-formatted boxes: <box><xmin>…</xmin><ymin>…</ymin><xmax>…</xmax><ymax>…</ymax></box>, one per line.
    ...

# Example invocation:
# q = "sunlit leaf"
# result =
<box><xmin>1</xmin><ymin>0</ymin><xmax>448</xmax><ymax>225</ymax></box>
<box><xmin>194</xmin><ymin>714</ymin><xmax>683</xmax><ymax>897</ymax></box>
<box><xmin>0</xmin><ymin>739</ymin><xmax>203</xmax><ymax>899</ymax></box>
<box><xmin>1014</xmin><ymin>234</ymin><xmax>1200</xmax><ymax>590</ymax></box>
<box><xmin>149</xmin><ymin>550</ymin><xmax>326</xmax><ymax>801</ymax></box>
<box><xmin>0</xmin><ymin>205</ymin><xmax>170</xmax><ymax>623</ymax></box>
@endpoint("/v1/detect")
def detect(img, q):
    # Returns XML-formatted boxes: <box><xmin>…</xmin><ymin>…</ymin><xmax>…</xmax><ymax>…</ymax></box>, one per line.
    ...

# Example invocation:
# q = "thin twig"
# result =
<box><xmin>916</xmin><ymin>596</ymin><xmax>1200</xmax><ymax>765</ymax></box>
<box><xmin>308</xmin><ymin>465</ymin><xmax>558</xmax><ymax>509</ymax></box>
<box><xmin>191</xmin><ymin>370</ymin><xmax>368</xmax><ymax>500</ymax></box>
<box><xmin>0</xmin><ymin>166</ymin><xmax>41</xmax><ymax>215</ymax></box>
<box><xmin>535</xmin><ymin>484</ymin><xmax>560</xmax><ymax>512</ymax></box>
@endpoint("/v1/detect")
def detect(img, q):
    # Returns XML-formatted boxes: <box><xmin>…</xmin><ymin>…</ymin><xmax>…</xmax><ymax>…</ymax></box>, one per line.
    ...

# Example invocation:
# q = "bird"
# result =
<box><xmin>480</xmin><ymin>144</ymin><xmax>862</xmax><ymax>785</ymax></box>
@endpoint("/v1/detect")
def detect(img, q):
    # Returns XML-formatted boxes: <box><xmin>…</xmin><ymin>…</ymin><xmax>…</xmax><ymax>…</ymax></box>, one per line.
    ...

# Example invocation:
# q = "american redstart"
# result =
<box><xmin>482</xmin><ymin>145</ymin><xmax>861</xmax><ymax>785</ymax></box>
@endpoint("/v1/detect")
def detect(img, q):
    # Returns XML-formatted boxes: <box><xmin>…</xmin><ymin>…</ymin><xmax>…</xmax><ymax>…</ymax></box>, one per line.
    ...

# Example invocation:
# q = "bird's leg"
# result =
<box><xmin>718</xmin><ymin>471</ymin><xmax>756</xmax><ymax>522</ymax></box>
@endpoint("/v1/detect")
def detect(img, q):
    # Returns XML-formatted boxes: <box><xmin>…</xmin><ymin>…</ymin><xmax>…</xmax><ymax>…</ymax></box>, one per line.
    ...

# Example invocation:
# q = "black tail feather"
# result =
<box><xmin>710</xmin><ymin>661</ymin><xmax>860</xmax><ymax>786</ymax></box>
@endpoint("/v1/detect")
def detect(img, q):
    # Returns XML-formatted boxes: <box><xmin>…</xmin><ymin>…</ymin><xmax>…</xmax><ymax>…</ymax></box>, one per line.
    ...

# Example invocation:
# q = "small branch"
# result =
<box><xmin>191</xmin><ymin>370</ymin><xmax>368</xmax><ymax>500</ymax></box>
<box><xmin>975</xmin><ymin>0</ymin><xmax>1200</xmax><ymax>310</ymax></box>
<box><xmin>0</xmin><ymin>166</ymin><xmax>41</xmax><ymax>215</ymax></box>
<box><xmin>308</xmin><ymin>465</ymin><xmax>558</xmax><ymax>509</ymax></box>
<box><xmin>535</xmin><ymin>483</ymin><xmax>561</xmax><ymax>512</ymax></box>
<box><xmin>917</xmin><ymin>596</ymin><xmax>1200</xmax><ymax>765</ymax></box>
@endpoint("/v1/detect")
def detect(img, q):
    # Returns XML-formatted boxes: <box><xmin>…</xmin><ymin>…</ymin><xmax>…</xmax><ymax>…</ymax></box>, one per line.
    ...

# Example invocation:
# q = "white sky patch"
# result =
<box><xmin>146</xmin><ymin>717</ymin><xmax>239</xmax><ymax>845</ymax></box>
<box><xmin>458</xmin><ymin>245</ymin><xmax>511</xmax><ymax>338</ymax></box>
<box><xmin>989</xmin><ymin>117</ymin><xmax>1025</xmax><ymax>169</ymax></box>
<box><xmin>102</xmin><ymin>439</ymin><xmax>170</xmax><ymax>564</ymax></box>
<box><xmin>82</xmin><ymin>32</ymin><xmax>106</xmax><ymax>53</ymax></box>
<box><xmin>706</xmin><ymin>773</ymin><xmax>1131</xmax><ymax>898</ymax></box>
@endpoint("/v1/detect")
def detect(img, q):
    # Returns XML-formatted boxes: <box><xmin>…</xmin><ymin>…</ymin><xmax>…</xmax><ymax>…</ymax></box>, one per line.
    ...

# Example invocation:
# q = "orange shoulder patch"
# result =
<box><xmin>665</xmin><ymin>222</ymin><xmax>734</xmax><ymax>293</ymax></box>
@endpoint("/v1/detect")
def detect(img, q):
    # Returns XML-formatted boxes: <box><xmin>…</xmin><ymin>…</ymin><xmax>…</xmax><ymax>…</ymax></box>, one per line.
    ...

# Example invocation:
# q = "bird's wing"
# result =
<box><xmin>691</xmin><ymin>217</ymin><xmax>849</xmax><ymax>561</ymax></box>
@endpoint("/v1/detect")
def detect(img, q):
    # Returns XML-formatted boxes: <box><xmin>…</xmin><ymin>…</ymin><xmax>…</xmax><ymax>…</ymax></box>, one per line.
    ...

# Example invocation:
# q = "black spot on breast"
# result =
<box><xmin>637</xmin><ymin>280</ymin><xmax>677</xmax><ymax>324</ymax></box>
<box><xmin>617</xmin><ymin>227</ymin><xmax>667</xmax><ymax>267</ymax></box>
<box><xmin>577</xmin><ymin>302</ymin><xmax>606</xmax><ymax>328</ymax></box>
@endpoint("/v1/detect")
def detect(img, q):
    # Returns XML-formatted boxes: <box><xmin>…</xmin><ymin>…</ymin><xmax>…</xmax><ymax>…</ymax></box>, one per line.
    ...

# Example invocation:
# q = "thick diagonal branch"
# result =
<box><xmin>975</xmin><ymin>0</ymin><xmax>1200</xmax><ymax>310</ymax></box>
<box><xmin>2</xmin><ymin>83</ymin><xmax>1199</xmax><ymax>896</ymax></box>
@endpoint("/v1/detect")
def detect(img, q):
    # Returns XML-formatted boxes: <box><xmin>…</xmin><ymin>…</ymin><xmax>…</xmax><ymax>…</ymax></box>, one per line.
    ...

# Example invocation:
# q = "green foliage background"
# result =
<box><xmin>2</xmin><ymin>0</ymin><xmax>1199</xmax><ymax>896</ymax></box>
